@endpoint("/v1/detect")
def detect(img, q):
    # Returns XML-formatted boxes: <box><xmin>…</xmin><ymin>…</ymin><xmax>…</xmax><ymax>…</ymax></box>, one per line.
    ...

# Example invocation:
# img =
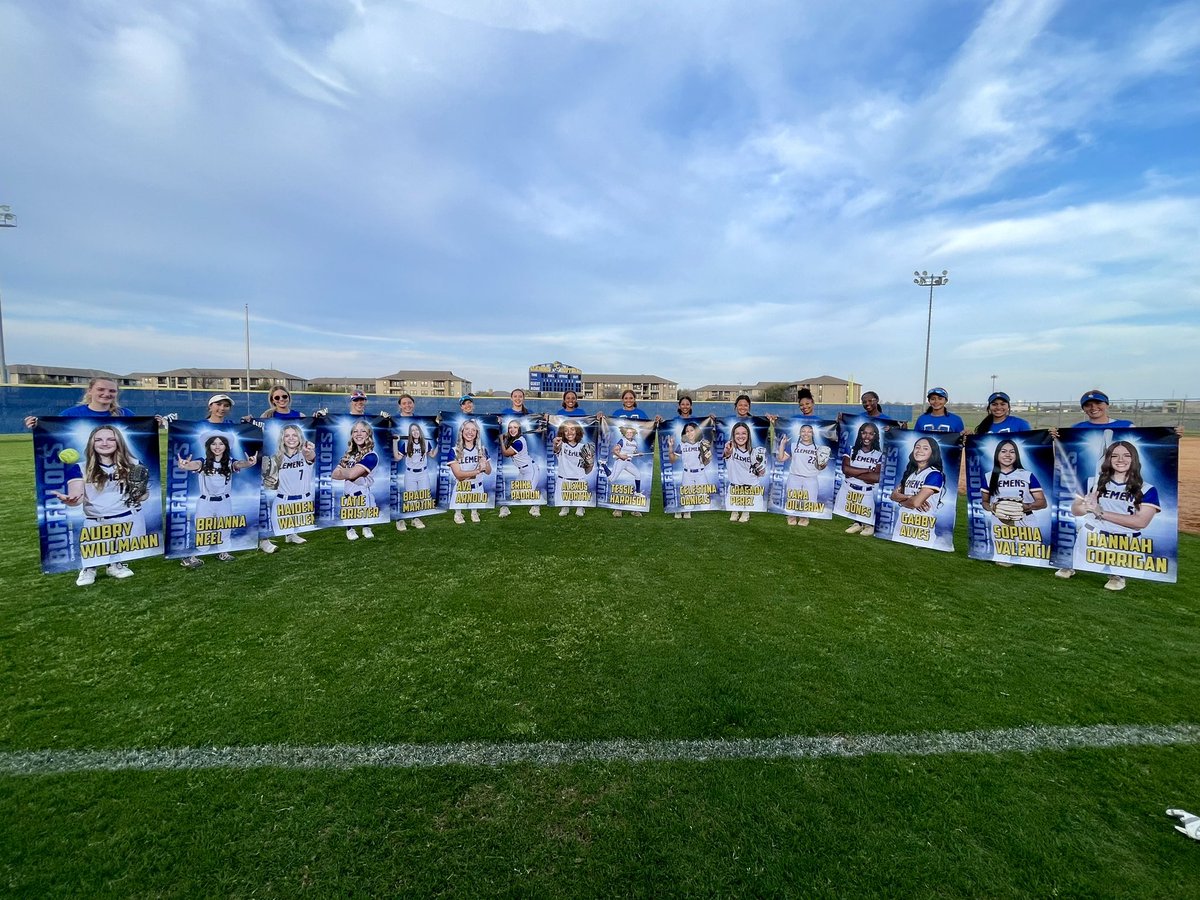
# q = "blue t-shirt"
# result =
<box><xmin>915</xmin><ymin>412</ymin><xmax>964</xmax><ymax>433</ymax></box>
<box><xmin>500</xmin><ymin>407</ymin><xmax>531</xmax><ymax>416</ymax></box>
<box><xmin>265</xmin><ymin>409</ymin><xmax>304</xmax><ymax>420</ymax></box>
<box><xmin>1072</xmin><ymin>419</ymin><xmax>1134</xmax><ymax>429</ymax></box>
<box><xmin>60</xmin><ymin>403</ymin><xmax>134</xmax><ymax>418</ymax></box>
<box><xmin>984</xmin><ymin>416</ymin><xmax>1032</xmax><ymax>433</ymax></box>
<box><xmin>556</xmin><ymin>407</ymin><xmax>587</xmax><ymax>417</ymax></box>
<box><xmin>611</xmin><ymin>408</ymin><xmax>648</xmax><ymax>420</ymax></box>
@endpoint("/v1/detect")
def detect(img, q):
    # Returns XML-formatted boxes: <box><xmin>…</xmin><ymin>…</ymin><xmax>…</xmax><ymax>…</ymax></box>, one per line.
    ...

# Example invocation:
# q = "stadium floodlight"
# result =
<box><xmin>912</xmin><ymin>269</ymin><xmax>949</xmax><ymax>400</ymax></box>
<box><xmin>0</xmin><ymin>205</ymin><xmax>16</xmax><ymax>386</ymax></box>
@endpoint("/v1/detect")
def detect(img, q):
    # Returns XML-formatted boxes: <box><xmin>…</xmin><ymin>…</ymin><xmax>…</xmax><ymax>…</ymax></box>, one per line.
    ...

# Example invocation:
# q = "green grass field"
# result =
<box><xmin>2</xmin><ymin>434</ymin><xmax>1198</xmax><ymax>896</ymax></box>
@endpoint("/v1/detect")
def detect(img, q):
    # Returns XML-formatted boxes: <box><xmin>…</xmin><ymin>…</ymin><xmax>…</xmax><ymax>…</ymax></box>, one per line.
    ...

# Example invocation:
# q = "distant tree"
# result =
<box><xmin>761</xmin><ymin>384</ymin><xmax>791</xmax><ymax>402</ymax></box>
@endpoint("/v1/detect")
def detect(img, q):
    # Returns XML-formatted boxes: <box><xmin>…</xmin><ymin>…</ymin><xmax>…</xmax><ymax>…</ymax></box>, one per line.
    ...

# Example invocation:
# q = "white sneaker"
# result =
<box><xmin>1105</xmin><ymin>575</ymin><xmax>1126</xmax><ymax>591</ymax></box>
<box><xmin>575</xmin><ymin>507</ymin><xmax>584</xmax><ymax>517</ymax></box>
<box><xmin>106</xmin><ymin>562</ymin><xmax>135</xmax><ymax>579</ymax></box>
<box><xmin>674</xmin><ymin>512</ymin><xmax>682</xmax><ymax>519</ymax></box>
<box><xmin>797</xmin><ymin>517</ymin><xmax>809</xmax><ymax>526</ymax></box>
<box><xmin>285</xmin><ymin>533</ymin><xmax>306</xmax><ymax>544</ymax></box>
<box><xmin>396</xmin><ymin>520</ymin><xmax>407</xmax><ymax>532</ymax></box>
<box><xmin>1055</xmin><ymin>568</ymin><xmax>1075</xmax><ymax>579</ymax></box>
<box><xmin>683</xmin><ymin>512</ymin><xmax>691</xmax><ymax>519</ymax></box>
<box><xmin>859</xmin><ymin>525</ymin><xmax>875</xmax><ymax>537</ymax></box>
<box><xmin>844</xmin><ymin>523</ymin><xmax>863</xmax><ymax>534</ymax></box>
<box><xmin>996</xmin><ymin>561</ymin><xmax>1013</xmax><ymax>567</ymax></box>
<box><xmin>217</xmin><ymin>552</ymin><xmax>235</xmax><ymax>562</ymax></box>
<box><xmin>632</xmin><ymin>511</ymin><xmax>642</xmax><ymax>517</ymax></box>
<box><xmin>559</xmin><ymin>507</ymin><xmax>569</xmax><ymax>517</ymax></box>
<box><xmin>411</xmin><ymin>518</ymin><xmax>425</xmax><ymax>529</ymax></box>
<box><xmin>362</xmin><ymin>527</ymin><xmax>374</xmax><ymax>539</ymax></box>
<box><xmin>259</xmin><ymin>538</ymin><xmax>277</xmax><ymax>554</ymax></box>
<box><xmin>739</xmin><ymin>511</ymin><xmax>750</xmax><ymax>523</ymax></box>
<box><xmin>613</xmin><ymin>510</ymin><xmax>623</xmax><ymax>518</ymax></box>
<box><xmin>530</xmin><ymin>506</ymin><xmax>540</xmax><ymax>517</ymax></box>
<box><xmin>730</xmin><ymin>511</ymin><xmax>739</xmax><ymax>522</ymax></box>
<box><xmin>470</xmin><ymin>510</ymin><xmax>480</xmax><ymax>523</ymax></box>
<box><xmin>76</xmin><ymin>567</ymin><xmax>96</xmax><ymax>587</ymax></box>
<box><xmin>787</xmin><ymin>516</ymin><xmax>798</xmax><ymax>526</ymax></box>
<box><xmin>346</xmin><ymin>528</ymin><xmax>359</xmax><ymax>541</ymax></box>
<box><xmin>181</xmin><ymin>556</ymin><xmax>204</xmax><ymax>569</ymax></box>
<box><xmin>454</xmin><ymin>511</ymin><xmax>465</xmax><ymax>525</ymax></box>
<box><xmin>498</xmin><ymin>506</ymin><xmax>511</xmax><ymax>518</ymax></box>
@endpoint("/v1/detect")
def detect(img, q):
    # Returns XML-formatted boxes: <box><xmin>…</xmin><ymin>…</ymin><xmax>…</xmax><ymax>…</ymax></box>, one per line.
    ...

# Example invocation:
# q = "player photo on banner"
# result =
<box><xmin>165</xmin><ymin>421</ymin><xmax>262</xmax><ymax>560</ymax></box>
<box><xmin>717</xmin><ymin>417</ymin><xmax>772</xmax><ymax>513</ymax></box>
<box><xmin>437</xmin><ymin>417</ymin><xmax>499</xmax><ymax>510</ymax></box>
<box><xmin>768</xmin><ymin>417</ymin><xmax>838</xmax><ymax>520</ymax></box>
<box><xmin>314</xmin><ymin>415</ymin><xmax>391</xmax><ymax>529</ymax></box>
<box><xmin>659</xmin><ymin>416</ymin><xmax>719</xmax><ymax>514</ymax></box>
<box><xmin>965</xmin><ymin>430</ymin><xmax>1054</xmax><ymax>567</ymax></box>
<box><xmin>832</xmin><ymin>414</ymin><xmax>887</xmax><ymax>525</ymax></box>
<box><xmin>875</xmin><ymin>431</ymin><xmax>961</xmax><ymax>552</ymax></box>
<box><xmin>390</xmin><ymin>416</ymin><xmax>443</xmax><ymax>521</ymax></box>
<box><xmin>32</xmin><ymin>417</ymin><xmax>164</xmax><ymax>574</ymax></box>
<box><xmin>597</xmin><ymin>418</ymin><xmax>656</xmax><ymax>513</ymax></box>
<box><xmin>1052</xmin><ymin>426</ymin><xmax>1178</xmax><ymax>583</ymax></box>
<box><xmin>259</xmin><ymin>418</ymin><xmax>320</xmax><ymax>539</ymax></box>
<box><xmin>497</xmin><ymin>414</ymin><xmax>548</xmax><ymax>510</ymax></box>
<box><xmin>546</xmin><ymin>415</ymin><xmax>599</xmax><ymax>508</ymax></box>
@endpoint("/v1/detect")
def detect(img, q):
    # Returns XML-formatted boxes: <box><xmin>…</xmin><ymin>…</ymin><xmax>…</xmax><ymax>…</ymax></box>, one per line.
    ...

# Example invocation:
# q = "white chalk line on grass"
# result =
<box><xmin>3</xmin><ymin>723</ymin><xmax>1199</xmax><ymax>776</ymax></box>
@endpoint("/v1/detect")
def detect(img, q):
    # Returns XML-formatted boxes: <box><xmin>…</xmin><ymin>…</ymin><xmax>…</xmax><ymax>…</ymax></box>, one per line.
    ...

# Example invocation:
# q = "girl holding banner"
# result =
<box><xmin>551</xmin><ymin>419</ymin><xmax>595</xmax><ymax>517</ymax></box>
<box><xmin>498</xmin><ymin>417</ymin><xmax>545</xmax><ymax>518</ymax></box>
<box><xmin>973</xmin><ymin>391</ymin><xmax>1031</xmax><ymax>435</ymax></box>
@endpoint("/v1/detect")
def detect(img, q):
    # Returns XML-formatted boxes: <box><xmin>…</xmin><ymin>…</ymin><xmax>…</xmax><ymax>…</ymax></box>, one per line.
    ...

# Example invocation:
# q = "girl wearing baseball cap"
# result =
<box><xmin>974</xmin><ymin>392</ymin><xmax>1031</xmax><ymax>435</ymax></box>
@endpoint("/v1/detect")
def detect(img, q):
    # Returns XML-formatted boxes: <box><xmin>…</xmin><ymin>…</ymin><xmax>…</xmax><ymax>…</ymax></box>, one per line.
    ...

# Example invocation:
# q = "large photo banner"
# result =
<box><xmin>546</xmin><ymin>415</ymin><xmax>599</xmax><ymax>509</ymax></box>
<box><xmin>165</xmin><ymin>421</ymin><xmax>262</xmax><ymax>559</ymax></box>
<box><xmin>966</xmin><ymin>430</ymin><xmax>1054</xmax><ymax>567</ymax></box>
<box><xmin>315</xmin><ymin>415</ymin><xmax>391</xmax><ymax>529</ymax></box>
<box><xmin>390</xmin><ymin>415</ymin><xmax>442</xmax><ymax>521</ymax></box>
<box><xmin>497</xmin><ymin>414</ymin><xmax>549</xmax><ymax>510</ymax></box>
<box><xmin>716</xmin><ymin>417</ymin><xmax>772</xmax><ymax>513</ymax></box>
<box><xmin>832</xmin><ymin>414</ymin><xmax>887</xmax><ymax>525</ymax></box>
<box><xmin>875</xmin><ymin>431</ymin><xmax>961</xmax><ymax>552</ymax></box>
<box><xmin>659</xmin><ymin>416</ymin><xmax>719</xmax><ymax>514</ymax></box>
<box><xmin>598</xmin><ymin>417</ymin><xmax>656</xmax><ymax>513</ymax></box>
<box><xmin>768</xmin><ymin>417</ymin><xmax>837</xmax><ymax>520</ymax></box>
<box><xmin>259</xmin><ymin>418</ymin><xmax>320</xmax><ymax>539</ymax></box>
<box><xmin>33</xmin><ymin>417</ymin><xmax>164</xmax><ymax>573</ymax></box>
<box><xmin>437</xmin><ymin>416</ymin><xmax>499</xmax><ymax>510</ymax></box>
<box><xmin>1052</xmin><ymin>426</ymin><xmax>1178</xmax><ymax>583</ymax></box>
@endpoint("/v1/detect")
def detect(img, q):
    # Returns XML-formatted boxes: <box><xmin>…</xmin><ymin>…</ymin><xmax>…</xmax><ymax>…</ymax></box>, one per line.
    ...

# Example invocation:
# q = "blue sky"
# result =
<box><xmin>1</xmin><ymin>0</ymin><xmax>1197</xmax><ymax>402</ymax></box>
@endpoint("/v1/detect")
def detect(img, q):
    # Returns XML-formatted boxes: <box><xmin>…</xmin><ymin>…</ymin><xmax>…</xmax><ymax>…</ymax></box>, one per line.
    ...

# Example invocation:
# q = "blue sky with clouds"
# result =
<box><xmin>1</xmin><ymin>0</ymin><xmax>1197</xmax><ymax>402</ymax></box>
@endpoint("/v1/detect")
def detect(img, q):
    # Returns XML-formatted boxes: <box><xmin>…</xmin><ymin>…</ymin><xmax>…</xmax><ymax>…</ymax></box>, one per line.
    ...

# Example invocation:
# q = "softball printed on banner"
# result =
<box><xmin>1052</xmin><ymin>426</ymin><xmax>1179</xmax><ymax>583</ymax></box>
<box><xmin>32</xmin><ymin>417</ymin><xmax>165</xmax><ymax>573</ymax></box>
<box><xmin>716</xmin><ymin>416</ymin><xmax>772</xmax><ymax>513</ymax></box>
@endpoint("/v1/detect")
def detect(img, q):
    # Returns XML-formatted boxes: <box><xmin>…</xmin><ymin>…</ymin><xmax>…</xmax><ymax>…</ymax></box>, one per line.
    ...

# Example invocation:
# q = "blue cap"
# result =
<box><xmin>927</xmin><ymin>387</ymin><xmax>948</xmax><ymax>400</ymax></box>
<box><xmin>987</xmin><ymin>391</ymin><xmax>1010</xmax><ymax>405</ymax></box>
<box><xmin>1080</xmin><ymin>390</ymin><xmax>1109</xmax><ymax>408</ymax></box>
<box><xmin>350</xmin><ymin>390</ymin><xmax>366</xmax><ymax>401</ymax></box>
<box><xmin>459</xmin><ymin>394</ymin><xmax>475</xmax><ymax>406</ymax></box>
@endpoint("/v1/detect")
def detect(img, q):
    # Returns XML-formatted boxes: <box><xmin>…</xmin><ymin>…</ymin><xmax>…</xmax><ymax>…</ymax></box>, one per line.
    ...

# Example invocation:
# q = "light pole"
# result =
<box><xmin>912</xmin><ymin>269</ymin><xmax>949</xmax><ymax>400</ymax></box>
<box><xmin>0</xmin><ymin>205</ymin><xmax>16</xmax><ymax>386</ymax></box>
<box><xmin>990</xmin><ymin>374</ymin><xmax>998</xmax><ymax>396</ymax></box>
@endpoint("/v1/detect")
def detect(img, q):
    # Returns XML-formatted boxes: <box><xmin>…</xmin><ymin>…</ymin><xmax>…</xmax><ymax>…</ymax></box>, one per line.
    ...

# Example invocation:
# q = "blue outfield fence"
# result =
<box><xmin>0</xmin><ymin>386</ymin><xmax>911</xmax><ymax>435</ymax></box>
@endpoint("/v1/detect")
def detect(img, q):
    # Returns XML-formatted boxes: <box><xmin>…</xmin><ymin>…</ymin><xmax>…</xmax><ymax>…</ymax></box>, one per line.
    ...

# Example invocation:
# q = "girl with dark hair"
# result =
<box><xmin>974</xmin><ymin>392</ymin><xmax>1031</xmax><ymax>435</ymax></box>
<box><xmin>837</xmin><ymin>421</ymin><xmax>883</xmax><ymax>536</ymax></box>
<box><xmin>176</xmin><ymin>434</ymin><xmax>259</xmax><ymax>567</ymax></box>
<box><xmin>889</xmin><ymin>436</ymin><xmax>945</xmax><ymax>512</ymax></box>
